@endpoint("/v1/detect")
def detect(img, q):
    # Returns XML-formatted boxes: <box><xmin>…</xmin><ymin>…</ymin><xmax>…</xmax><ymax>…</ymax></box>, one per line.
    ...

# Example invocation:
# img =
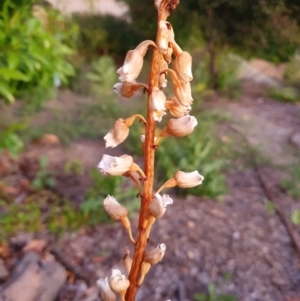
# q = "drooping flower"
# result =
<box><xmin>109</xmin><ymin>268</ymin><xmax>130</xmax><ymax>299</ymax></box>
<box><xmin>157</xmin><ymin>21</ymin><xmax>174</xmax><ymax>55</ymax></box>
<box><xmin>113</xmin><ymin>82</ymin><xmax>148</xmax><ymax>98</ymax></box>
<box><xmin>117</xmin><ymin>40</ymin><xmax>156</xmax><ymax>82</ymax></box>
<box><xmin>149</xmin><ymin>86</ymin><xmax>167</xmax><ymax>122</ymax></box>
<box><xmin>144</xmin><ymin>243</ymin><xmax>166</xmax><ymax>265</ymax></box>
<box><xmin>159</xmin><ymin>115</ymin><xmax>198</xmax><ymax>138</ymax></box>
<box><xmin>96</xmin><ymin>277</ymin><xmax>116</xmax><ymax>301</ymax></box>
<box><xmin>104</xmin><ymin>115</ymin><xmax>146</xmax><ymax>148</ymax></box>
<box><xmin>123</xmin><ymin>249</ymin><xmax>132</xmax><ymax>275</ymax></box>
<box><xmin>98</xmin><ymin>154</ymin><xmax>133</xmax><ymax>176</ymax></box>
<box><xmin>171</xmin><ymin>41</ymin><xmax>193</xmax><ymax>83</ymax></box>
<box><xmin>165</xmin><ymin>97</ymin><xmax>191</xmax><ymax>118</ymax></box>
<box><xmin>104</xmin><ymin>196</ymin><xmax>135</xmax><ymax>244</ymax></box>
<box><xmin>149</xmin><ymin>193</ymin><xmax>173</xmax><ymax>218</ymax></box>
<box><xmin>162</xmin><ymin>68</ymin><xmax>193</xmax><ymax>106</ymax></box>
<box><xmin>104</xmin><ymin>119</ymin><xmax>130</xmax><ymax>148</ymax></box>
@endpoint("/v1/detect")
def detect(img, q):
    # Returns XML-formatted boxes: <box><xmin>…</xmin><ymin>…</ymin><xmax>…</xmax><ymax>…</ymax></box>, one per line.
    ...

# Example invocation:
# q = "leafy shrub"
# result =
<box><xmin>156</xmin><ymin>112</ymin><xmax>228</xmax><ymax>198</ymax></box>
<box><xmin>284</xmin><ymin>51</ymin><xmax>300</xmax><ymax>89</ymax></box>
<box><xmin>268</xmin><ymin>86</ymin><xmax>300</xmax><ymax>103</ymax></box>
<box><xmin>0</xmin><ymin>0</ymin><xmax>76</xmax><ymax>106</ymax></box>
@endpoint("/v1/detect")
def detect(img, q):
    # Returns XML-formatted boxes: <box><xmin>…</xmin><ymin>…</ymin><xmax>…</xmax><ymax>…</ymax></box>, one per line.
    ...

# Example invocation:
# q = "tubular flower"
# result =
<box><xmin>149</xmin><ymin>193</ymin><xmax>173</xmax><ymax>218</ymax></box>
<box><xmin>113</xmin><ymin>82</ymin><xmax>148</xmax><ymax>98</ymax></box>
<box><xmin>144</xmin><ymin>243</ymin><xmax>166</xmax><ymax>265</ymax></box>
<box><xmin>104</xmin><ymin>115</ymin><xmax>146</xmax><ymax>148</ymax></box>
<box><xmin>171</xmin><ymin>41</ymin><xmax>193</xmax><ymax>83</ymax></box>
<box><xmin>159</xmin><ymin>115</ymin><xmax>198</xmax><ymax>138</ymax></box>
<box><xmin>138</xmin><ymin>261</ymin><xmax>151</xmax><ymax>286</ymax></box>
<box><xmin>98</xmin><ymin>154</ymin><xmax>133</xmax><ymax>176</ymax></box>
<box><xmin>123</xmin><ymin>249</ymin><xmax>133</xmax><ymax>275</ymax></box>
<box><xmin>157</xmin><ymin>21</ymin><xmax>174</xmax><ymax>54</ymax></box>
<box><xmin>117</xmin><ymin>40</ymin><xmax>156</xmax><ymax>83</ymax></box>
<box><xmin>159</xmin><ymin>59</ymin><xmax>169</xmax><ymax>89</ymax></box>
<box><xmin>96</xmin><ymin>277</ymin><xmax>116</xmax><ymax>301</ymax></box>
<box><xmin>104</xmin><ymin>196</ymin><xmax>135</xmax><ymax>244</ymax></box>
<box><xmin>162</xmin><ymin>68</ymin><xmax>193</xmax><ymax>106</ymax></box>
<box><xmin>109</xmin><ymin>268</ymin><xmax>130</xmax><ymax>301</ymax></box>
<box><xmin>149</xmin><ymin>86</ymin><xmax>167</xmax><ymax>122</ymax></box>
<box><xmin>165</xmin><ymin>97</ymin><xmax>191</xmax><ymax>118</ymax></box>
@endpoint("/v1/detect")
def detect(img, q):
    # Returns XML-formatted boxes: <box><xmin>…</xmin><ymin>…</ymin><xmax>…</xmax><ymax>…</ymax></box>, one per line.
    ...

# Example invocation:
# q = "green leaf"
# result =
<box><xmin>291</xmin><ymin>210</ymin><xmax>300</xmax><ymax>225</ymax></box>
<box><xmin>0</xmin><ymin>82</ymin><xmax>14</xmax><ymax>103</ymax></box>
<box><xmin>0</xmin><ymin>68</ymin><xmax>29</xmax><ymax>81</ymax></box>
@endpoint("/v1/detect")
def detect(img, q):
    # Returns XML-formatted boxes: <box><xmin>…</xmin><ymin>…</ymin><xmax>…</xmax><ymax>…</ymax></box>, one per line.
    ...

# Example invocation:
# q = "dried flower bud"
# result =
<box><xmin>98</xmin><ymin>154</ymin><xmax>133</xmax><ymax>176</ymax></box>
<box><xmin>162</xmin><ymin>68</ymin><xmax>193</xmax><ymax>106</ymax></box>
<box><xmin>117</xmin><ymin>40</ymin><xmax>156</xmax><ymax>82</ymax></box>
<box><xmin>138</xmin><ymin>261</ymin><xmax>151</xmax><ymax>286</ymax></box>
<box><xmin>104</xmin><ymin>119</ymin><xmax>130</xmax><ymax>148</ymax></box>
<box><xmin>109</xmin><ymin>268</ymin><xmax>130</xmax><ymax>298</ymax></box>
<box><xmin>165</xmin><ymin>97</ymin><xmax>191</xmax><ymax>118</ymax></box>
<box><xmin>149</xmin><ymin>193</ymin><xmax>173</xmax><ymax>218</ymax></box>
<box><xmin>174</xmin><ymin>171</ymin><xmax>204</xmax><ymax>188</ymax></box>
<box><xmin>149</xmin><ymin>86</ymin><xmax>167</xmax><ymax>122</ymax></box>
<box><xmin>144</xmin><ymin>243</ymin><xmax>166</xmax><ymax>265</ymax></box>
<box><xmin>157</xmin><ymin>21</ymin><xmax>174</xmax><ymax>54</ymax></box>
<box><xmin>97</xmin><ymin>277</ymin><xmax>116</xmax><ymax>301</ymax></box>
<box><xmin>113</xmin><ymin>82</ymin><xmax>148</xmax><ymax>98</ymax></box>
<box><xmin>104</xmin><ymin>195</ymin><xmax>128</xmax><ymax>220</ymax></box>
<box><xmin>171</xmin><ymin>41</ymin><xmax>193</xmax><ymax>83</ymax></box>
<box><xmin>159</xmin><ymin>115</ymin><xmax>198</xmax><ymax>138</ymax></box>
<box><xmin>123</xmin><ymin>249</ymin><xmax>132</xmax><ymax>275</ymax></box>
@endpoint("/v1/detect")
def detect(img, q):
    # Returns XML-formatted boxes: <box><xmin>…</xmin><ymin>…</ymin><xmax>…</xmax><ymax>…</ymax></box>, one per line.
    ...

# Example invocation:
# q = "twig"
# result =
<box><xmin>50</xmin><ymin>248</ymin><xmax>94</xmax><ymax>286</ymax></box>
<box><xmin>229</xmin><ymin>125</ymin><xmax>300</xmax><ymax>255</ymax></box>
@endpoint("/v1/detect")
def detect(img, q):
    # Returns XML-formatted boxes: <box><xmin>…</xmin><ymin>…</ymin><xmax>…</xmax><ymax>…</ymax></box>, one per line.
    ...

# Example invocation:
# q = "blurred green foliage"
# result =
<box><xmin>291</xmin><ymin>209</ymin><xmax>300</xmax><ymax>225</ymax></box>
<box><xmin>194</xmin><ymin>283</ymin><xmax>238</xmax><ymax>301</ymax></box>
<box><xmin>0</xmin><ymin>124</ymin><xmax>24</xmax><ymax>157</ymax></box>
<box><xmin>282</xmin><ymin>162</ymin><xmax>300</xmax><ymax>199</ymax></box>
<box><xmin>156</xmin><ymin>112</ymin><xmax>228</xmax><ymax>198</ymax></box>
<box><xmin>32</xmin><ymin>156</ymin><xmax>57</xmax><ymax>189</ymax></box>
<box><xmin>0</xmin><ymin>0</ymin><xmax>77</xmax><ymax>107</ymax></box>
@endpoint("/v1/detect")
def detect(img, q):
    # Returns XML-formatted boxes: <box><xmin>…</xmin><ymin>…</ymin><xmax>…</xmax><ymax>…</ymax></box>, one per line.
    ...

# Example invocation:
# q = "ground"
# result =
<box><xmin>1</xmin><ymin>83</ymin><xmax>300</xmax><ymax>301</ymax></box>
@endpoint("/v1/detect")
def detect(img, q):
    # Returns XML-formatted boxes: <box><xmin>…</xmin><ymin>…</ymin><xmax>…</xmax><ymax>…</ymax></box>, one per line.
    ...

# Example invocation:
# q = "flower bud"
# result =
<box><xmin>149</xmin><ymin>86</ymin><xmax>167</xmax><ymax>122</ymax></box>
<box><xmin>157</xmin><ymin>21</ymin><xmax>174</xmax><ymax>54</ymax></box>
<box><xmin>159</xmin><ymin>115</ymin><xmax>197</xmax><ymax>138</ymax></box>
<box><xmin>98</xmin><ymin>154</ymin><xmax>133</xmax><ymax>176</ymax></box>
<box><xmin>113</xmin><ymin>82</ymin><xmax>148</xmax><ymax>98</ymax></box>
<box><xmin>104</xmin><ymin>119</ymin><xmax>130</xmax><ymax>148</ymax></box>
<box><xmin>165</xmin><ymin>97</ymin><xmax>191</xmax><ymax>118</ymax></box>
<box><xmin>162</xmin><ymin>68</ymin><xmax>193</xmax><ymax>106</ymax></box>
<box><xmin>171</xmin><ymin>41</ymin><xmax>193</xmax><ymax>83</ymax></box>
<box><xmin>174</xmin><ymin>171</ymin><xmax>204</xmax><ymax>188</ymax></box>
<box><xmin>104</xmin><ymin>195</ymin><xmax>128</xmax><ymax>220</ymax></box>
<box><xmin>104</xmin><ymin>196</ymin><xmax>136</xmax><ymax>244</ymax></box>
<box><xmin>109</xmin><ymin>268</ymin><xmax>130</xmax><ymax>298</ymax></box>
<box><xmin>144</xmin><ymin>243</ymin><xmax>166</xmax><ymax>265</ymax></box>
<box><xmin>138</xmin><ymin>261</ymin><xmax>151</xmax><ymax>286</ymax></box>
<box><xmin>163</xmin><ymin>45</ymin><xmax>173</xmax><ymax>64</ymax></box>
<box><xmin>123</xmin><ymin>249</ymin><xmax>132</xmax><ymax>275</ymax></box>
<box><xmin>117</xmin><ymin>40</ymin><xmax>156</xmax><ymax>82</ymax></box>
<box><xmin>149</xmin><ymin>194</ymin><xmax>173</xmax><ymax>218</ymax></box>
<box><xmin>97</xmin><ymin>277</ymin><xmax>116</xmax><ymax>301</ymax></box>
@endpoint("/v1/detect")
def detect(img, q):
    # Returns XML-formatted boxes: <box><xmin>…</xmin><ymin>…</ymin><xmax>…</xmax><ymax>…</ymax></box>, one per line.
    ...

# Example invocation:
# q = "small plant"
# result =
<box><xmin>194</xmin><ymin>284</ymin><xmax>238</xmax><ymax>301</ymax></box>
<box><xmin>32</xmin><ymin>156</ymin><xmax>56</xmax><ymax>189</ymax></box>
<box><xmin>281</xmin><ymin>163</ymin><xmax>300</xmax><ymax>199</ymax></box>
<box><xmin>0</xmin><ymin>124</ymin><xmax>24</xmax><ymax>157</ymax></box>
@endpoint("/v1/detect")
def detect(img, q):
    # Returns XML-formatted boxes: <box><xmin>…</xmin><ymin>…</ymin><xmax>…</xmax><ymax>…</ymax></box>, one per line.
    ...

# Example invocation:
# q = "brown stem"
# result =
<box><xmin>125</xmin><ymin>2</ymin><xmax>179</xmax><ymax>300</ymax></box>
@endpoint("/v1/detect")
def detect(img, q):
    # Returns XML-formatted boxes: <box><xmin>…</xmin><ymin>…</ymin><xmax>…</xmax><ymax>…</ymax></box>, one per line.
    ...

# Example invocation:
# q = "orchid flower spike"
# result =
<box><xmin>156</xmin><ymin>171</ymin><xmax>204</xmax><ymax>194</ymax></box>
<box><xmin>162</xmin><ymin>68</ymin><xmax>193</xmax><ymax>106</ymax></box>
<box><xmin>104</xmin><ymin>196</ymin><xmax>135</xmax><ymax>244</ymax></box>
<box><xmin>149</xmin><ymin>86</ymin><xmax>167</xmax><ymax>122</ymax></box>
<box><xmin>171</xmin><ymin>41</ymin><xmax>193</xmax><ymax>83</ymax></box>
<box><xmin>97</xmin><ymin>277</ymin><xmax>116</xmax><ymax>301</ymax></box>
<box><xmin>157</xmin><ymin>21</ymin><xmax>174</xmax><ymax>54</ymax></box>
<box><xmin>113</xmin><ymin>82</ymin><xmax>148</xmax><ymax>98</ymax></box>
<box><xmin>109</xmin><ymin>268</ymin><xmax>130</xmax><ymax>301</ymax></box>
<box><xmin>165</xmin><ymin>97</ymin><xmax>191</xmax><ymax>118</ymax></box>
<box><xmin>104</xmin><ymin>115</ymin><xmax>146</xmax><ymax>148</ymax></box>
<box><xmin>159</xmin><ymin>115</ymin><xmax>198</xmax><ymax>138</ymax></box>
<box><xmin>149</xmin><ymin>193</ymin><xmax>173</xmax><ymax>218</ymax></box>
<box><xmin>117</xmin><ymin>40</ymin><xmax>156</xmax><ymax>83</ymax></box>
